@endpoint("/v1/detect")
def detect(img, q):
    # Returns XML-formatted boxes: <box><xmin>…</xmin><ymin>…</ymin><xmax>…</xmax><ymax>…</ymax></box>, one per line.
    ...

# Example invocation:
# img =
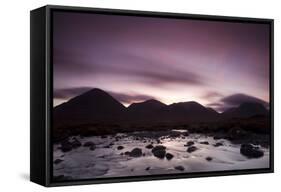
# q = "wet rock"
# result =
<box><xmin>200</xmin><ymin>141</ymin><xmax>209</xmax><ymax>145</ymax></box>
<box><xmin>117</xmin><ymin>146</ymin><xmax>124</xmax><ymax>150</ymax></box>
<box><xmin>165</xmin><ymin>153</ymin><xmax>174</xmax><ymax>160</ymax></box>
<box><xmin>89</xmin><ymin>145</ymin><xmax>96</xmax><ymax>151</ymax></box>
<box><xmin>184</xmin><ymin>141</ymin><xmax>194</xmax><ymax>147</ymax></box>
<box><xmin>240</xmin><ymin>144</ymin><xmax>264</xmax><ymax>158</ymax></box>
<box><xmin>214</xmin><ymin>135</ymin><xmax>224</xmax><ymax>140</ymax></box>
<box><xmin>206</xmin><ymin>157</ymin><xmax>213</xmax><ymax>161</ymax></box>
<box><xmin>156</xmin><ymin>139</ymin><xmax>161</xmax><ymax>144</ymax></box>
<box><xmin>60</xmin><ymin>140</ymin><xmax>73</xmax><ymax>152</ymax></box>
<box><xmin>174</xmin><ymin>166</ymin><xmax>185</xmax><ymax>171</ymax></box>
<box><xmin>214</xmin><ymin>142</ymin><xmax>223</xmax><ymax>147</ymax></box>
<box><xmin>54</xmin><ymin>159</ymin><xmax>63</xmax><ymax>164</ymax></box>
<box><xmin>145</xmin><ymin>144</ymin><xmax>154</xmax><ymax>149</ymax></box>
<box><xmin>83</xmin><ymin>141</ymin><xmax>95</xmax><ymax>147</ymax></box>
<box><xmin>124</xmin><ymin>151</ymin><xmax>130</xmax><ymax>155</ymax></box>
<box><xmin>129</xmin><ymin>148</ymin><xmax>143</xmax><ymax>157</ymax></box>
<box><xmin>169</xmin><ymin>131</ymin><xmax>181</xmax><ymax>138</ymax></box>
<box><xmin>71</xmin><ymin>138</ymin><xmax>82</xmax><ymax>149</ymax></box>
<box><xmin>183</xmin><ymin>132</ymin><xmax>189</xmax><ymax>137</ymax></box>
<box><xmin>145</xmin><ymin>167</ymin><xmax>150</xmax><ymax>171</ymax></box>
<box><xmin>187</xmin><ymin>146</ymin><xmax>198</xmax><ymax>153</ymax></box>
<box><xmin>152</xmin><ymin>145</ymin><xmax>166</xmax><ymax>159</ymax></box>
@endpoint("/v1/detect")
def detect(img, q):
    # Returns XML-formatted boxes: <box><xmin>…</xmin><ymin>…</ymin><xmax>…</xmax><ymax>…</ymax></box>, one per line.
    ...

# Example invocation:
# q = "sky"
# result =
<box><xmin>53</xmin><ymin>11</ymin><xmax>270</xmax><ymax>112</ymax></box>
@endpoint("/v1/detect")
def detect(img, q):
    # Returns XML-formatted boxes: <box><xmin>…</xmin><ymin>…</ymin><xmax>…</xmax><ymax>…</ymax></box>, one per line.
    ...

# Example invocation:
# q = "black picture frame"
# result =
<box><xmin>30</xmin><ymin>5</ymin><xmax>274</xmax><ymax>187</ymax></box>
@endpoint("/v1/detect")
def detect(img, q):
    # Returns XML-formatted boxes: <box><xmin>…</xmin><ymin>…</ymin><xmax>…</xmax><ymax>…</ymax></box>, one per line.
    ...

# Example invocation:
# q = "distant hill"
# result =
<box><xmin>53</xmin><ymin>88</ymin><xmax>269</xmax><ymax>128</ymax></box>
<box><xmin>53</xmin><ymin>88</ymin><xmax>126</xmax><ymax>128</ymax></box>
<box><xmin>167</xmin><ymin>101</ymin><xmax>220</xmax><ymax>122</ymax></box>
<box><xmin>222</xmin><ymin>102</ymin><xmax>268</xmax><ymax>119</ymax></box>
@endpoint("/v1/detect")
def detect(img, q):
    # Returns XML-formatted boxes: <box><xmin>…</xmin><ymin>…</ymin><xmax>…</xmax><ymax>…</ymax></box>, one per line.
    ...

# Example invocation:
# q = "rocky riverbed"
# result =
<box><xmin>53</xmin><ymin>130</ymin><xmax>269</xmax><ymax>181</ymax></box>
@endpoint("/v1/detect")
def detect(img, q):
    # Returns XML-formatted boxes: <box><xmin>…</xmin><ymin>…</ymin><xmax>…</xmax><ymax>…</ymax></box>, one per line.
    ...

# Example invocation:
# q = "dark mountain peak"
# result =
<box><xmin>206</xmin><ymin>107</ymin><xmax>219</xmax><ymax>114</ymax></box>
<box><xmin>238</xmin><ymin>102</ymin><xmax>266</xmax><ymax>109</ymax></box>
<box><xmin>72</xmin><ymin>88</ymin><xmax>110</xmax><ymax>100</ymax></box>
<box><xmin>53</xmin><ymin>88</ymin><xmax>126</xmax><ymax>128</ymax></box>
<box><xmin>169</xmin><ymin>101</ymin><xmax>205</xmax><ymax>109</ymax></box>
<box><xmin>222</xmin><ymin>102</ymin><xmax>268</xmax><ymax>119</ymax></box>
<box><xmin>128</xmin><ymin>99</ymin><xmax>166</xmax><ymax>110</ymax></box>
<box><xmin>66</xmin><ymin>88</ymin><xmax>124</xmax><ymax>108</ymax></box>
<box><xmin>141</xmin><ymin>99</ymin><xmax>166</xmax><ymax>106</ymax></box>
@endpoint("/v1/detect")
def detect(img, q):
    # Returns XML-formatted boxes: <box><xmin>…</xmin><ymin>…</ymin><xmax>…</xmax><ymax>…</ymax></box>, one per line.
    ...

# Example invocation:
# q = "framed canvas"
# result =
<box><xmin>30</xmin><ymin>5</ymin><xmax>274</xmax><ymax>187</ymax></box>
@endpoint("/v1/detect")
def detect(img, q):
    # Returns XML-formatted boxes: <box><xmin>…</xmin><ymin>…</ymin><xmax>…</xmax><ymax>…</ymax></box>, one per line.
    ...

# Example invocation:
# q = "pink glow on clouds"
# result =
<box><xmin>53</xmin><ymin>11</ymin><xmax>270</xmax><ymax>110</ymax></box>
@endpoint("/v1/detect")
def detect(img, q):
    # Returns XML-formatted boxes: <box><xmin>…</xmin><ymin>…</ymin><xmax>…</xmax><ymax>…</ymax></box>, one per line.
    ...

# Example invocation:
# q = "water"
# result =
<box><xmin>53</xmin><ymin>130</ymin><xmax>269</xmax><ymax>180</ymax></box>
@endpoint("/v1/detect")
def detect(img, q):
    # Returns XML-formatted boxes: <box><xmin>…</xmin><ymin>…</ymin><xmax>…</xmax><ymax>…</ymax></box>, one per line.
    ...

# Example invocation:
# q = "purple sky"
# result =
<box><xmin>53</xmin><ymin>11</ymin><xmax>270</xmax><ymax>112</ymax></box>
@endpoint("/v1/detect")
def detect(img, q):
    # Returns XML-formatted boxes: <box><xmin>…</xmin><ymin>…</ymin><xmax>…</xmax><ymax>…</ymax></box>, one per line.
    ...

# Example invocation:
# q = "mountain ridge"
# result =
<box><xmin>53</xmin><ymin>88</ymin><xmax>269</xmax><ymax>128</ymax></box>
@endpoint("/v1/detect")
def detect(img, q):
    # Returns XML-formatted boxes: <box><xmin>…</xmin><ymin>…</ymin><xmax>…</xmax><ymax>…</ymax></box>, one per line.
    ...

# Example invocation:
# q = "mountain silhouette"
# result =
<box><xmin>54</xmin><ymin>88</ymin><xmax>126</xmax><ymax>127</ymax></box>
<box><xmin>53</xmin><ymin>88</ymin><xmax>269</xmax><ymax>128</ymax></box>
<box><xmin>222</xmin><ymin>102</ymin><xmax>268</xmax><ymax>119</ymax></box>
<box><xmin>168</xmin><ymin>101</ymin><xmax>220</xmax><ymax>122</ymax></box>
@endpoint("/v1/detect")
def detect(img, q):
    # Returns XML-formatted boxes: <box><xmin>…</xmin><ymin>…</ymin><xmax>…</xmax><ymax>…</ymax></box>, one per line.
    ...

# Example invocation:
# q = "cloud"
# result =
<box><xmin>54</xmin><ymin>87</ymin><xmax>156</xmax><ymax>105</ymax></box>
<box><xmin>107</xmin><ymin>91</ymin><xmax>156</xmax><ymax>104</ymax></box>
<box><xmin>53</xmin><ymin>87</ymin><xmax>93</xmax><ymax>99</ymax></box>
<box><xmin>54</xmin><ymin>47</ymin><xmax>206</xmax><ymax>88</ymax></box>
<box><xmin>201</xmin><ymin>91</ymin><xmax>224</xmax><ymax>100</ymax></box>
<box><xmin>207</xmin><ymin>93</ymin><xmax>269</xmax><ymax>112</ymax></box>
<box><xmin>221</xmin><ymin>93</ymin><xmax>269</xmax><ymax>107</ymax></box>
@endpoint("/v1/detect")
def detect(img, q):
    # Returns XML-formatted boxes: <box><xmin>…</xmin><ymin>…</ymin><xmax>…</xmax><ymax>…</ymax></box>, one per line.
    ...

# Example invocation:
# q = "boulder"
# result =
<box><xmin>214</xmin><ymin>142</ymin><xmax>223</xmax><ymax>147</ymax></box>
<box><xmin>213</xmin><ymin>135</ymin><xmax>224</xmax><ymax>140</ymax></box>
<box><xmin>206</xmin><ymin>157</ymin><xmax>213</xmax><ymax>161</ymax></box>
<box><xmin>152</xmin><ymin>145</ymin><xmax>166</xmax><ymax>159</ymax></box>
<box><xmin>60</xmin><ymin>140</ymin><xmax>73</xmax><ymax>152</ymax></box>
<box><xmin>184</xmin><ymin>141</ymin><xmax>194</xmax><ymax>147</ymax></box>
<box><xmin>129</xmin><ymin>148</ymin><xmax>143</xmax><ymax>157</ymax></box>
<box><xmin>187</xmin><ymin>146</ymin><xmax>198</xmax><ymax>153</ymax></box>
<box><xmin>145</xmin><ymin>144</ymin><xmax>154</xmax><ymax>149</ymax></box>
<box><xmin>117</xmin><ymin>146</ymin><xmax>124</xmax><ymax>150</ymax></box>
<box><xmin>200</xmin><ymin>141</ymin><xmax>209</xmax><ymax>145</ymax></box>
<box><xmin>240</xmin><ymin>144</ymin><xmax>264</xmax><ymax>158</ymax></box>
<box><xmin>165</xmin><ymin>153</ymin><xmax>174</xmax><ymax>160</ymax></box>
<box><xmin>83</xmin><ymin>141</ymin><xmax>95</xmax><ymax>147</ymax></box>
<box><xmin>174</xmin><ymin>166</ymin><xmax>185</xmax><ymax>171</ymax></box>
<box><xmin>89</xmin><ymin>145</ymin><xmax>96</xmax><ymax>151</ymax></box>
<box><xmin>71</xmin><ymin>138</ymin><xmax>82</xmax><ymax>149</ymax></box>
<box><xmin>54</xmin><ymin>159</ymin><xmax>64</xmax><ymax>164</ymax></box>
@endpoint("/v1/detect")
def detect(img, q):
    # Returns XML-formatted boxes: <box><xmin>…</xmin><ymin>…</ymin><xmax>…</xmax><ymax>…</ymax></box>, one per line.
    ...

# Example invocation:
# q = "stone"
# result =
<box><xmin>184</xmin><ymin>141</ymin><xmax>195</xmax><ymax>147</ymax></box>
<box><xmin>174</xmin><ymin>166</ymin><xmax>185</xmax><ymax>171</ymax></box>
<box><xmin>165</xmin><ymin>153</ymin><xmax>174</xmax><ymax>160</ymax></box>
<box><xmin>187</xmin><ymin>146</ymin><xmax>198</xmax><ymax>153</ymax></box>
<box><xmin>240</xmin><ymin>144</ymin><xmax>264</xmax><ymax>158</ymax></box>
<box><xmin>117</xmin><ymin>146</ymin><xmax>124</xmax><ymax>150</ymax></box>
<box><xmin>152</xmin><ymin>145</ymin><xmax>166</xmax><ymax>159</ymax></box>
<box><xmin>129</xmin><ymin>148</ymin><xmax>142</xmax><ymax>157</ymax></box>
<box><xmin>146</xmin><ymin>144</ymin><xmax>154</xmax><ymax>149</ymax></box>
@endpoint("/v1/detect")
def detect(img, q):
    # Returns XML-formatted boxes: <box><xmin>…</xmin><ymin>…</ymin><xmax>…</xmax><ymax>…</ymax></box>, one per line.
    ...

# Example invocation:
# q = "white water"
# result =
<box><xmin>53</xmin><ymin>130</ymin><xmax>269</xmax><ymax>180</ymax></box>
